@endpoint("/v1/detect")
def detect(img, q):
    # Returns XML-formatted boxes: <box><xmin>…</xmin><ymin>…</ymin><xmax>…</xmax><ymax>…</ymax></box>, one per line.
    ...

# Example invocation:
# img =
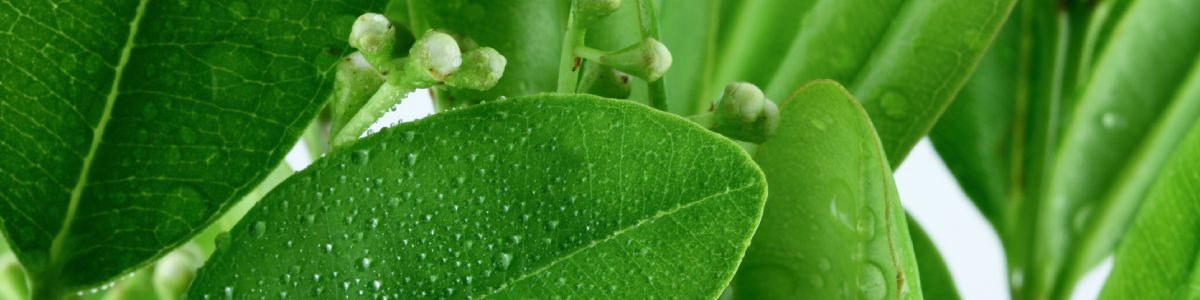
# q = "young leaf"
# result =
<box><xmin>734</xmin><ymin>81</ymin><xmax>922</xmax><ymax>299</ymax></box>
<box><xmin>188</xmin><ymin>95</ymin><xmax>768</xmax><ymax>299</ymax></box>
<box><xmin>763</xmin><ymin>0</ymin><xmax>1016</xmax><ymax>166</ymax></box>
<box><xmin>1098</xmin><ymin>121</ymin><xmax>1200</xmax><ymax>299</ymax></box>
<box><xmin>0</xmin><ymin>0</ymin><xmax>382</xmax><ymax>293</ymax></box>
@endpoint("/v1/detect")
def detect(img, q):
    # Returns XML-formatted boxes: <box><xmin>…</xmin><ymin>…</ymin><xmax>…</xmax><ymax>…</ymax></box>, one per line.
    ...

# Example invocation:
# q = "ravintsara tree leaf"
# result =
<box><xmin>1035</xmin><ymin>0</ymin><xmax>1200</xmax><ymax>295</ymax></box>
<box><xmin>658</xmin><ymin>0</ymin><xmax>722</xmax><ymax>116</ymax></box>
<box><xmin>405</xmin><ymin>1</ymin><xmax>568</xmax><ymax>105</ymax></box>
<box><xmin>188</xmin><ymin>95</ymin><xmax>768</xmax><ymax>299</ymax></box>
<box><xmin>0</xmin><ymin>0</ymin><xmax>380</xmax><ymax>293</ymax></box>
<box><xmin>762</xmin><ymin>0</ymin><xmax>1015</xmax><ymax>166</ymax></box>
<box><xmin>1098</xmin><ymin>121</ymin><xmax>1200</xmax><ymax>299</ymax></box>
<box><xmin>734</xmin><ymin>81</ymin><xmax>922</xmax><ymax>299</ymax></box>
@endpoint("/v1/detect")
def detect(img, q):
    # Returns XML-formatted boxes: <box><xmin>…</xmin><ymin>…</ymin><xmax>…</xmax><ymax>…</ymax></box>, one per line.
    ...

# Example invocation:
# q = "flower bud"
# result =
<box><xmin>594</xmin><ymin>38</ymin><xmax>672</xmax><ymax>82</ymax></box>
<box><xmin>710</xmin><ymin>82</ymin><xmax>778</xmax><ymax>143</ymax></box>
<box><xmin>348</xmin><ymin>13</ymin><xmax>396</xmax><ymax>68</ymax></box>
<box><xmin>0</xmin><ymin>253</ymin><xmax>28</xmax><ymax>300</ymax></box>
<box><xmin>573</xmin><ymin>0</ymin><xmax>622</xmax><ymax>27</ymax></box>
<box><xmin>153</xmin><ymin>244</ymin><xmax>203</xmax><ymax>300</ymax></box>
<box><xmin>579</xmin><ymin>64</ymin><xmax>631</xmax><ymax>99</ymax></box>
<box><xmin>446</xmin><ymin>47</ymin><xmax>507</xmax><ymax>90</ymax></box>
<box><xmin>408</xmin><ymin>30</ymin><xmax>463</xmax><ymax>83</ymax></box>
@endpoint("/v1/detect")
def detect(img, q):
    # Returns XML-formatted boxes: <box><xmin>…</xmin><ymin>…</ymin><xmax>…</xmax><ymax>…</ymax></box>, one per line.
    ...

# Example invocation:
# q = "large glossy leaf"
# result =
<box><xmin>1035</xmin><ymin>0</ymin><xmax>1200</xmax><ymax>295</ymax></box>
<box><xmin>0</xmin><ymin>0</ymin><xmax>378</xmax><ymax>292</ymax></box>
<box><xmin>405</xmin><ymin>0</ymin><xmax>568</xmax><ymax>105</ymax></box>
<box><xmin>188</xmin><ymin>95</ymin><xmax>768</xmax><ymax>298</ymax></box>
<box><xmin>1098</xmin><ymin>121</ymin><xmax>1200</xmax><ymax>299</ymax></box>
<box><xmin>762</xmin><ymin>0</ymin><xmax>1015</xmax><ymax>166</ymax></box>
<box><xmin>734</xmin><ymin>81</ymin><xmax>922</xmax><ymax>299</ymax></box>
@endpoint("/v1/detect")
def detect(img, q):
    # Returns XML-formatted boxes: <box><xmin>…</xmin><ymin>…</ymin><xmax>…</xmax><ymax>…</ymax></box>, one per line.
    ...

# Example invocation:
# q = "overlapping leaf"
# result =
<box><xmin>189</xmin><ymin>95</ymin><xmax>767</xmax><ymax>299</ymax></box>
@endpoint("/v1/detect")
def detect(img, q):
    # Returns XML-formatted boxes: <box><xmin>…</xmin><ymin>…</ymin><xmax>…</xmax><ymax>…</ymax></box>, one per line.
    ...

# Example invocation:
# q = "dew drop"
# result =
<box><xmin>351</xmin><ymin>149</ymin><xmax>370</xmax><ymax>165</ymax></box>
<box><xmin>251</xmin><ymin>221</ymin><xmax>267</xmax><ymax>238</ymax></box>
<box><xmin>494</xmin><ymin>252</ymin><xmax>513</xmax><ymax>270</ymax></box>
<box><xmin>858</xmin><ymin>263</ymin><xmax>887</xmax><ymax>300</ymax></box>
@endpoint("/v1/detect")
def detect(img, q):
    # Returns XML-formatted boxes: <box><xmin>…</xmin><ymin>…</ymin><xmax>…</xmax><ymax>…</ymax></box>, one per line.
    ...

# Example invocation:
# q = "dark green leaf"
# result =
<box><xmin>0</xmin><ymin>0</ymin><xmax>380</xmax><ymax>291</ymax></box>
<box><xmin>1099</xmin><ymin>121</ymin><xmax>1200</xmax><ymax>299</ymax></box>
<box><xmin>189</xmin><ymin>94</ymin><xmax>768</xmax><ymax>299</ymax></box>
<box><xmin>734</xmin><ymin>81</ymin><xmax>922</xmax><ymax>299</ymax></box>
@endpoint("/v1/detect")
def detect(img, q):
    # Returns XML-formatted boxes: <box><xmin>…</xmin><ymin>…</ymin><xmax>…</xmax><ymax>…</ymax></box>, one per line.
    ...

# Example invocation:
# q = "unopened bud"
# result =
<box><xmin>710</xmin><ymin>82</ymin><xmax>778</xmax><ymax>143</ymax></box>
<box><xmin>153</xmin><ymin>244</ymin><xmax>203</xmax><ymax>300</ymax></box>
<box><xmin>574</xmin><ymin>0</ymin><xmax>622</xmax><ymax>27</ymax></box>
<box><xmin>594</xmin><ymin>38</ymin><xmax>672</xmax><ymax>82</ymax></box>
<box><xmin>349</xmin><ymin>13</ymin><xmax>396</xmax><ymax>68</ymax></box>
<box><xmin>408</xmin><ymin>30</ymin><xmax>462</xmax><ymax>83</ymax></box>
<box><xmin>446</xmin><ymin>47</ymin><xmax>506</xmax><ymax>90</ymax></box>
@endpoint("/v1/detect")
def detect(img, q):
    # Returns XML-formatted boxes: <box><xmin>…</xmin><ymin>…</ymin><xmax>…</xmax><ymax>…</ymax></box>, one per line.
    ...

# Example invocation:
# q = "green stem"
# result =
<box><xmin>431</xmin><ymin>86</ymin><xmax>454</xmax><ymax>112</ymax></box>
<box><xmin>302</xmin><ymin>119</ymin><xmax>327</xmax><ymax>161</ymax></box>
<box><xmin>556</xmin><ymin>0</ymin><xmax>586</xmax><ymax>93</ymax></box>
<box><xmin>332</xmin><ymin>79</ymin><xmax>416</xmax><ymax>147</ymax></box>
<box><xmin>634</xmin><ymin>0</ymin><xmax>667</xmax><ymax>111</ymax></box>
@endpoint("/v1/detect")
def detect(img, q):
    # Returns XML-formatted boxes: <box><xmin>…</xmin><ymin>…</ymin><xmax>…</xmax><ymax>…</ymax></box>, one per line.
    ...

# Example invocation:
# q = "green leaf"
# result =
<box><xmin>406</xmin><ymin>1</ymin><xmax>568</xmax><ymax>105</ymax></box>
<box><xmin>0</xmin><ymin>0</ymin><xmax>381</xmax><ymax>292</ymax></box>
<box><xmin>909</xmin><ymin>218</ymin><xmax>960</xmax><ymax>300</ymax></box>
<box><xmin>707</xmin><ymin>0</ymin><xmax>814</xmax><ymax>108</ymax></box>
<box><xmin>188</xmin><ymin>94</ymin><xmax>768</xmax><ymax>299</ymax></box>
<box><xmin>1035</xmin><ymin>0</ymin><xmax>1200</xmax><ymax>295</ymax></box>
<box><xmin>762</xmin><ymin>0</ymin><xmax>1015</xmax><ymax>166</ymax></box>
<box><xmin>734</xmin><ymin>80</ymin><xmax>922</xmax><ymax>299</ymax></box>
<box><xmin>1098</xmin><ymin>121</ymin><xmax>1200</xmax><ymax>299</ymax></box>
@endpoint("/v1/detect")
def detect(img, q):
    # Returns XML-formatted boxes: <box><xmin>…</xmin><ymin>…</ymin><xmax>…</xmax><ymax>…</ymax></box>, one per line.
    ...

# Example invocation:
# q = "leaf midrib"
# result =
<box><xmin>47</xmin><ymin>0</ymin><xmax>151</xmax><ymax>277</ymax></box>
<box><xmin>475</xmin><ymin>182</ymin><xmax>759</xmax><ymax>298</ymax></box>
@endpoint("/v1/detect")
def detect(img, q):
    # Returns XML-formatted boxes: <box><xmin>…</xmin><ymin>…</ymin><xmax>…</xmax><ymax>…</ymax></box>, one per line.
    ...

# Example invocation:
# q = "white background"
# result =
<box><xmin>287</xmin><ymin>90</ymin><xmax>1113</xmax><ymax>299</ymax></box>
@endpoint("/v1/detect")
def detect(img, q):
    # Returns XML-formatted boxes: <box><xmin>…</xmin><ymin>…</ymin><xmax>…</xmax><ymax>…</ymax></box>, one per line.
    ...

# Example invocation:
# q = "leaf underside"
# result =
<box><xmin>188</xmin><ymin>95</ymin><xmax>767</xmax><ymax>299</ymax></box>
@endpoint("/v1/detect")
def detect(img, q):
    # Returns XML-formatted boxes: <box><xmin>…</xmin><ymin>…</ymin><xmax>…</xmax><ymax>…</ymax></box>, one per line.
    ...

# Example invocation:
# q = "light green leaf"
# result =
<box><xmin>1098</xmin><ymin>121</ymin><xmax>1200</xmax><ymax>299</ymax></box>
<box><xmin>406</xmin><ymin>1</ymin><xmax>568</xmax><ymax>105</ymax></box>
<box><xmin>188</xmin><ymin>95</ymin><xmax>768</xmax><ymax>299</ymax></box>
<box><xmin>1036</xmin><ymin>0</ymin><xmax>1200</xmax><ymax>295</ymax></box>
<box><xmin>735</xmin><ymin>80</ymin><xmax>921</xmax><ymax>299</ymax></box>
<box><xmin>763</xmin><ymin>0</ymin><xmax>1015</xmax><ymax>166</ymax></box>
<box><xmin>658</xmin><ymin>0</ymin><xmax>722</xmax><ymax>116</ymax></box>
<box><xmin>0</xmin><ymin>0</ymin><xmax>380</xmax><ymax>292</ymax></box>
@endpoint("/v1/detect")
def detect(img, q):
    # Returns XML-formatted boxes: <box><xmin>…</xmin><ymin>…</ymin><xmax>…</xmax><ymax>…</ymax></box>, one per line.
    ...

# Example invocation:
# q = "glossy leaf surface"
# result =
<box><xmin>0</xmin><ymin>0</ymin><xmax>379</xmax><ymax>290</ymax></box>
<box><xmin>735</xmin><ymin>81</ymin><xmax>921</xmax><ymax>299</ymax></box>
<box><xmin>1099</xmin><ymin>121</ymin><xmax>1200</xmax><ymax>299</ymax></box>
<box><xmin>189</xmin><ymin>95</ymin><xmax>768</xmax><ymax>299</ymax></box>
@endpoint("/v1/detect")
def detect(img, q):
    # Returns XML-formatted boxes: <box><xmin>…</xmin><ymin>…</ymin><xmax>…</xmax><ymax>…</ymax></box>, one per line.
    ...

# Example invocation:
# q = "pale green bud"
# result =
<box><xmin>592</xmin><ymin>38</ymin><xmax>672</xmax><ymax>82</ymax></box>
<box><xmin>0</xmin><ymin>253</ymin><xmax>28</xmax><ymax>300</ymax></box>
<box><xmin>408</xmin><ymin>30</ymin><xmax>463</xmax><ymax>83</ymax></box>
<box><xmin>446</xmin><ymin>47</ymin><xmax>507</xmax><ymax>90</ymax></box>
<box><xmin>574</xmin><ymin>0</ymin><xmax>622</xmax><ymax>27</ymax></box>
<box><xmin>709</xmin><ymin>82</ymin><xmax>778</xmax><ymax>143</ymax></box>
<box><xmin>348</xmin><ymin>13</ymin><xmax>396</xmax><ymax>68</ymax></box>
<box><xmin>153</xmin><ymin>244</ymin><xmax>203</xmax><ymax>300</ymax></box>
